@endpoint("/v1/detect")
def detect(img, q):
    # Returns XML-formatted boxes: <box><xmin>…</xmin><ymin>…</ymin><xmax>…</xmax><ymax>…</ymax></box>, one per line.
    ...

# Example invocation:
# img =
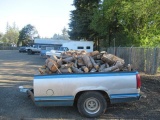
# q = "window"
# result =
<box><xmin>86</xmin><ymin>46</ymin><xmax>90</xmax><ymax>49</ymax></box>
<box><xmin>77</xmin><ymin>46</ymin><xmax>84</xmax><ymax>49</ymax></box>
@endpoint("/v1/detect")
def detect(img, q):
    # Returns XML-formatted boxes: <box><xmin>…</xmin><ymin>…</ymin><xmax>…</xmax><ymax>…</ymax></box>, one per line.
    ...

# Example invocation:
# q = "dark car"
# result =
<box><xmin>19</xmin><ymin>46</ymin><xmax>27</xmax><ymax>53</ymax></box>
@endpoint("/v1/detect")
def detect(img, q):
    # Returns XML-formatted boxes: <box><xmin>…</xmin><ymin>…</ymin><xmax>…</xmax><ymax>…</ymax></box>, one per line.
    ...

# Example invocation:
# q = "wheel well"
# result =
<box><xmin>74</xmin><ymin>90</ymin><xmax>111</xmax><ymax>106</ymax></box>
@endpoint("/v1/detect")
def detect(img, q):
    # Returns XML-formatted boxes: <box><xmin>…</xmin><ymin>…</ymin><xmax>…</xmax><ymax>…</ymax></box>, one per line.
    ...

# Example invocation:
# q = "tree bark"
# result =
<box><xmin>45</xmin><ymin>58</ymin><xmax>59</xmax><ymax>72</ymax></box>
<box><xmin>90</xmin><ymin>50</ymin><xmax>99</xmax><ymax>56</ymax></box>
<box><xmin>82</xmin><ymin>55</ymin><xmax>93</xmax><ymax>70</ymax></box>
<box><xmin>77</xmin><ymin>57</ymin><xmax>85</xmax><ymax>66</ymax></box>
<box><xmin>71</xmin><ymin>66</ymin><xmax>83</xmax><ymax>73</ymax></box>
<box><xmin>63</xmin><ymin>56</ymin><xmax>75</xmax><ymax>63</ymax></box>
<box><xmin>101</xmin><ymin>61</ymin><xmax>123</xmax><ymax>72</ymax></box>
<box><xmin>101</xmin><ymin>53</ymin><xmax>125</xmax><ymax>65</ymax></box>
<box><xmin>59</xmin><ymin>67</ymin><xmax>72</xmax><ymax>73</ymax></box>
<box><xmin>89</xmin><ymin>56</ymin><xmax>99</xmax><ymax>70</ymax></box>
<box><xmin>61</xmin><ymin>62</ymin><xmax>74</xmax><ymax>69</ymax></box>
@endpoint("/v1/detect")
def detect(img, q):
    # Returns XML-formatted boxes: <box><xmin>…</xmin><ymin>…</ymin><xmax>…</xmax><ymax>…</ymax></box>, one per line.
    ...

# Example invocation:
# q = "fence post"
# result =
<box><xmin>151</xmin><ymin>48</ymin><xmax>158</xmax><ymax>74</ymax></box>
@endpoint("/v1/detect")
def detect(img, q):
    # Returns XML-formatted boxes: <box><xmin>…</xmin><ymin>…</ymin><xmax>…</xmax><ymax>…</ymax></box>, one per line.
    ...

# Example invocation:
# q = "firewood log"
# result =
<box><xmin>90</xmin><ymin>50</ymin><xmax>100</xmax><ymax>56</ymax></box>
<box><xmin>101</xmin><ymin>53</ymin><xmax>125</xmax><ymax>65</ymax></box>
<box><xmin>57</xmin><ymin>58</ymin><xmax>62</xmax><ymax>66</ymax></box>
<box><xmin>71</xmin><ymin>66</ymin><xmax>83</xmax><ymax>73</ymax></box>
<box><xmin>81</xmin><ymin>66</ymin><xmax>89</xmax><ymax>73</ymax></box>
<box><xmin>61</xmin><ymin>62</ymin><xmax>74</xmax><ymax>69</ymax></box>
<box><xmin>93</xmin><ymin>54</ymin><xmax>102</xmax><ymax>60</ymax></box>
<box><xmin>113</xmin><ymin>68</ymin><xmax>120</xmax><ymax>72</ymax></box>
<box><xmin>95</xmin><ymin>60</ymin><xmax>104</xmax><ymax>65</ymax></box>
<box><xmin>99</xmin><ymin>64</ymin><xmax>106</xmax><ymax>72</ymax></box>
<box><xmin>90</xmin><ymin>68</ymin><xmax>97</xmax><ymax>72</ymax></box>
<box><xmin>45</xmin><ymin>58</ymin><xmax>59</xmax><ymax>72</ymax></box>
<box><xmin>74</xmin><ymin>59</ymin><xmax>78</xmax><ymax>68</ymax></box>
<box><xmin>77</xmin><ymin>57</ymin><xmax>85</xmax><ymax>66</ymax></box>
<box><xmin>41</xmin><ymin>65</ymin><xmax>47</xmax><ymax>69</ymax></box>
<box><xmin>46</xmin><ymin>67</ymin><xmax>53</xmax><ymax>74</ymax></box>
<box><xmin>89</xmin><ymin>56</ymin><xmax>99</xmax><ymax>70</ymax></box>
<box><xmin>61</xmin><ymin>54</ymin><xmax>72</xmax><ymax>59</ymax></box>
<box><xmin>100</xmin><ymin>51</ymin><xmax>107</xmax><ymax>54</ymax></box>
<box><xmin>59</xmin><ymin>67</ymin><xmax>72</xmax><ymax>73</ymax></box>
<box><xmin>63</xmin><ymin>57</ymin><xmax>75</xmax><ymax>63</ymax></box>
<box><xmin>105</xmin><ymin>63</ymin><xmax>109</xmax><ymax>68</ymax></box>
<box><xmin>80</xmin><ymin>50</ymin><xmax>87</xmax><ymax>55</ymax></box>
<box><xmin>38</xmin><ymin>68</ymin><xmax>46</xmax><ymax>74</ymax></box>
<box><xmin>100</xmin><ymin>61</ymin><xmax>123</xmax><ymax>72</ymax></box>
<box><xmin>50</xmin><ymin>55</ymin><xmax>58</xmax><ymax>61</ymax></box>
<box><xmin>82</xmin><ymin>55</ymin><xmax>93</xmax><ymax>70</ymax></box>
<box><xmin>128</xmin><ymin>64</ymin><xmax>131</xmax><ymax>71</ymax></box>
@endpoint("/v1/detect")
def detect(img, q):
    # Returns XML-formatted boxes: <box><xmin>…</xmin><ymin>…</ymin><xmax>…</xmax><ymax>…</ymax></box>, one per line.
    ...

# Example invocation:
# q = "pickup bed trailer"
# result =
<box><xmin>19</xmin><ymin>71</ymin><xmax>142</xmax><ymax>118</ymax></box>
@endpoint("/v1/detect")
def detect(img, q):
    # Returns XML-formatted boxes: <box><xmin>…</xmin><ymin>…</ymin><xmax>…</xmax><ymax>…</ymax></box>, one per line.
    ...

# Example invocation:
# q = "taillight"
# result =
<box><xmin>136</xmin><ymin>74</ymin><xmax>141</xmax><ymax>89</ymax></box>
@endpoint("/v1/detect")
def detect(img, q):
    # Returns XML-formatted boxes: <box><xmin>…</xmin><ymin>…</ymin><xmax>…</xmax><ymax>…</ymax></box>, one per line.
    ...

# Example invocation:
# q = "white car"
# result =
<box><xmin>46</xmin><ymin>47</ymin><xmax>69</xmax><ymax>57</ymax></box>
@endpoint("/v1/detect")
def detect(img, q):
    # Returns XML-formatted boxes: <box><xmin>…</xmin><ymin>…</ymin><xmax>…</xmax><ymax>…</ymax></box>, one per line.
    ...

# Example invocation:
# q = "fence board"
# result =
<box><xmin>107</xmin><ymin>47</ymin><xmax>160</xmax><ymax>75</ymax></box>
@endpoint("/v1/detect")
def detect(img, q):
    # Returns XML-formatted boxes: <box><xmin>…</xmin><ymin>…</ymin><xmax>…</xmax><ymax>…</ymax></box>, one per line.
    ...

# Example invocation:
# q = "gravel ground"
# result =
<box><xmin>0</xmin><ymin>50</ymin><xmax>160</xmax><ymax>120</ymax></box>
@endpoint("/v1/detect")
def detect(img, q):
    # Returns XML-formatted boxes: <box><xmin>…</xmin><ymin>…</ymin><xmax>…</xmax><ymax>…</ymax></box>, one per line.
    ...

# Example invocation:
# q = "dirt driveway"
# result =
<box><xmin>0</xmin><ymin>50</ymin><xmax>160</xmax><ymax>120</ymax></box>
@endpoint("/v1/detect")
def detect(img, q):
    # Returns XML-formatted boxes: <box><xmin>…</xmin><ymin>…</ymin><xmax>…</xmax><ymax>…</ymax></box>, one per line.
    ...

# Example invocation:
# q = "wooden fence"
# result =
<box><xmin>107</xmin><ymin>47</ymin><xmax>160</xmax><ymax>75</ymax></box>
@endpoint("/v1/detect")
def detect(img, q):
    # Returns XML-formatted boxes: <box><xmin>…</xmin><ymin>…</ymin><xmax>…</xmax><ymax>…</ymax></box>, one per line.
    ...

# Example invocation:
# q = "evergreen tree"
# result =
<box><xmin>69</xmin><ymin>0</ymin><xmax>101</xmax><ymax>40</ymax></box>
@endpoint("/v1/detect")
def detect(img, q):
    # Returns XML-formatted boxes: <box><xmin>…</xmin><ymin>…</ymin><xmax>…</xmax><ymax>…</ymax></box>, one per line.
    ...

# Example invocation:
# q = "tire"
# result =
<box><xmin>77</xmin><ymin>91</ymin><xmax>107</xmax><ymax>118</ymax></box>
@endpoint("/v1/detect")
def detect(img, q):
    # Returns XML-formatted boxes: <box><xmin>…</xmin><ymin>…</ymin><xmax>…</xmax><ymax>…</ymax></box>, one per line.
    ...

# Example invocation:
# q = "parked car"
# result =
<box><xmin>19</xmin><ymin>46</ymin><xmax>27</xmax><ymax>53</ymax></box>
<box><xmin>40</xmin><ymin>46</ymin><xmax>55</xmax><ymax>58</ymax></box>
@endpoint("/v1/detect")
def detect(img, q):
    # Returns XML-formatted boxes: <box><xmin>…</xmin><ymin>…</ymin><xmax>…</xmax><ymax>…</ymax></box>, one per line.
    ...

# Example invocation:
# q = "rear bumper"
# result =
<box><xmin>19</xmin><ymin>86</ymin><xmax>35</xmax><ymax>103</ymax></box>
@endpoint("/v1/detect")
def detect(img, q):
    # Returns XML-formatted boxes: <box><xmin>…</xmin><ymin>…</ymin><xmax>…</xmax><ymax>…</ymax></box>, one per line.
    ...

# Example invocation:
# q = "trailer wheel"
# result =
<box><xmin>77</xmin><ymin>91</ymin><xmax>107</xmax><ymax>118</ymax></box>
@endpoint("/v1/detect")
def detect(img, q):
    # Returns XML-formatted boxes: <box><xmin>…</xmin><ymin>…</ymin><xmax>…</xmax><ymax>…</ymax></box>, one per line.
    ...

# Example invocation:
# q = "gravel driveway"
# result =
<box><xmin>0</xmin><ymin>50</ymin><xmax>160</xmax><ymax>120</ymax></box>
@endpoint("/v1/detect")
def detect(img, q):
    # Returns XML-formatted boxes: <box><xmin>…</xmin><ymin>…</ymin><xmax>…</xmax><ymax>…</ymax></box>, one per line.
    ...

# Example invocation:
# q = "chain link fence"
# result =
<box><xmin>107</xmin><ymin>47</ymin><xmax>160</xmax><ymax>75</ymax></box>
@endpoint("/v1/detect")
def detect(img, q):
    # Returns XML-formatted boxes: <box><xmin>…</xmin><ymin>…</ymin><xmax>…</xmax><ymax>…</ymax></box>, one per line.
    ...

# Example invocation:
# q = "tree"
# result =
<box><xmin>18</xmin><ymin>24</ymin><xmax>38</xmax><ymax>46</ymax></box>
<box><xmin>61</xmin><ymin>27</ymin><xmax>70</xmax><ymax>40</ymax></box>
<box><xmin>69</xmin><ymin>0</ymin><xmax>160</xmax><ymax>47</ymax></box>
<box><xmin>90</xmin><ymin>0</ymin><xmax>160</xmax><ymax>47</ymax></box>
<box><xmin>1</xmin><ymin>23</ymin><xmax>19</xmax><ymax>46</ymax></box>
<box><xmin>69</xmin><ymin>0</ymin><xmax>101</xmax><ymax>40</ymax></box>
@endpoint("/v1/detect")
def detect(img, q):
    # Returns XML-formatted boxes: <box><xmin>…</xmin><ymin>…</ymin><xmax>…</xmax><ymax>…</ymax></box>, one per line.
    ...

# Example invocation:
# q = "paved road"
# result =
<box><xmin>0</xmin><ymin>50</ymin><xmax>160</xmax><ymax>120</ymax></box>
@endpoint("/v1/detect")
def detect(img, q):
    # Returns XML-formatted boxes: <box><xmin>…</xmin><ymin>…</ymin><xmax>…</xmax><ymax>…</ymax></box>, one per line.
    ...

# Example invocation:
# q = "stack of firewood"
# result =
<box><xmin>38</xmin><ymin>50</ymin><xmax>131</xmax><ymax>75</ymax></box>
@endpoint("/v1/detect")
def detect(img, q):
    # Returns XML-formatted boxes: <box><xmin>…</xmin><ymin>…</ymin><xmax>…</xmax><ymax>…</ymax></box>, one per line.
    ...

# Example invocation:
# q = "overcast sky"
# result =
<box><xmin>0</xmin><ymin>0</ymin><xmax>75</xmax><ymax>38</ymax></box>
